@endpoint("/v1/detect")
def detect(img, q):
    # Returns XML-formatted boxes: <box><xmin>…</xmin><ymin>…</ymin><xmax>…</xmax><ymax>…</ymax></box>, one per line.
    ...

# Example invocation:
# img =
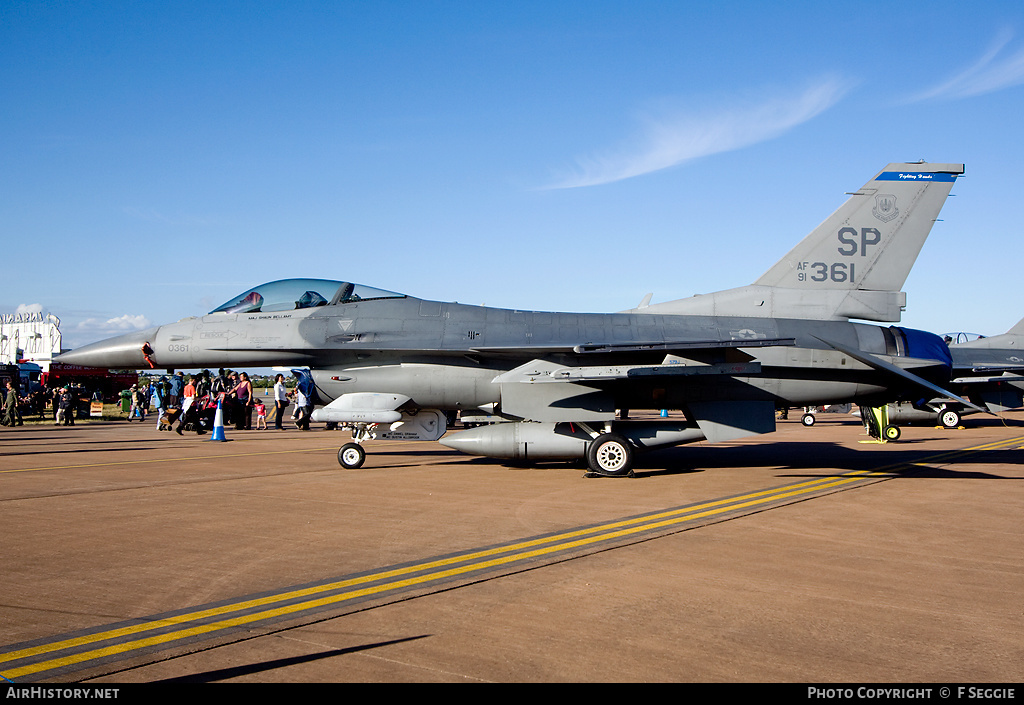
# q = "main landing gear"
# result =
<box><xmin>586</xmin><ymin>433</ymin><xmax>635</xmax><ymax>477</ymax></box>
<box><xmin>578</xmin><ymin>424</ymin><xmax>637</xmax><ymax>478</ymax></box>
<box><xmin>938</xmin><ymin>408</ymin><xmax>961</xmax><ymax>429</ymax></box>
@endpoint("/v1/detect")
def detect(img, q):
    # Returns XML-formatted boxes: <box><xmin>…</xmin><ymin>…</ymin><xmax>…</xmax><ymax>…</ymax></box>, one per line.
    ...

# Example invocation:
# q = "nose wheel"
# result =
<box><xmin>336</xmin><ymin>422</ymin><xmax>378</xmax><ymax>469</ymax></box>
<box><xmin>338</xmin><ymin>442</ymin><xmax>366</xmax><ymax>469</ymax></box>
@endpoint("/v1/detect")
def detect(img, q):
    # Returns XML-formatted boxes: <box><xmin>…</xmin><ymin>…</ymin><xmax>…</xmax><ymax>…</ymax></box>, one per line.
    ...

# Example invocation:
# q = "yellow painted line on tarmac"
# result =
<box><xmin>917</xmin><ymin>434</ymin><xmax>1024</xmax><ymax>457</ymax></box>
<box><xmin>2</xmin><ymin>434</ymin><xmax>1022</xmax><ymax>680</ymax></box>
<box><xmin>0</xmin><ymin>472</ymin><xmax>936</xmax><ymax>678</ymax></box>
<box><xmin>0</xmin><ymin>471</ymin><xmax>878</xmax><ymax>680</ymax></box>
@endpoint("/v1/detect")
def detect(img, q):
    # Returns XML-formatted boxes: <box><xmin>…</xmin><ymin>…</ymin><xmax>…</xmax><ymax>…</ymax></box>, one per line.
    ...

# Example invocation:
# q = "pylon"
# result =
<box><xmin>209</xmin><ymin>398</ymin><xmax>227</xmax><ymax>441</ymax></box>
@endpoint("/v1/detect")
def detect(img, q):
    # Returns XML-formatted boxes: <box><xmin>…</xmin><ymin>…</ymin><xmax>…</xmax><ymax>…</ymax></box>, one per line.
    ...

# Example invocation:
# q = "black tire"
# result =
<box><xmin>801</xmin><ymin>413</ymin><xmax>816</xmax><ymax>427</ymax></box>
<box><xmin>939</xmin><ymin>409</ymin><xmax>961</xmax><ymax>429</ymax></box>
<box><xmin>586</xmin><ymin>433</ymin><xmax>634</xmax><ymax>477</ymax></box>
<box><xmin>338</xmin><ymin>443</ymin><xmax>366</xmax><ymax>469</ymax></box>
<box><xmin>883</xmin><ymin>425</ymin><xmax>901</xmax><ymax>441</ymax></box>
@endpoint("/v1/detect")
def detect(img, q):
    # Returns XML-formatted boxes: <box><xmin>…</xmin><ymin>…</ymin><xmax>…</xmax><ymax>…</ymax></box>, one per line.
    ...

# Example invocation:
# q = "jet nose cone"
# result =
<box><xmin>55</xmin><ymin>327</ymin><xmax>161</xmax><ymax>369</ymax></box>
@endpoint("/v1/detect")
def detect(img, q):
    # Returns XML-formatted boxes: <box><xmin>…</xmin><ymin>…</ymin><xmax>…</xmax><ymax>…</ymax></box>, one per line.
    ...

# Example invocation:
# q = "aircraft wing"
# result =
<box><xmin>571</xmin><ymin>337</ymin><xmax>796</xmax><ymax>354</ymax></box>
<box><xmin>492</xmin><ymin>355</ymin><xmax>781</xmax><ymax>441</ymax></box>
<box><xmin>492</xmin><ymin>357</ymin><xmax>766</xmax><ymax>385</ymax></box>
<box><xmin>480</xmin><ymin>336</ymin><xmax>797</xmax><ymax>438</ymax></box>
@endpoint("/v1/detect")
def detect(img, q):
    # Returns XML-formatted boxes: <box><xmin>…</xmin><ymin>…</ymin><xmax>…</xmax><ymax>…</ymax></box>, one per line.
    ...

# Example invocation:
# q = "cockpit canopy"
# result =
<box><xmin>211</xmin><ymin>279</ymin><xmax>405</xmax><ymax>314</ymax></box>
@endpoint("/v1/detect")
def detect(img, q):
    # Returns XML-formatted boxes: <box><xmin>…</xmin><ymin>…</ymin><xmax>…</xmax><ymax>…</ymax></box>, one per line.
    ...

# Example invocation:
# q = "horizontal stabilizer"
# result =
<box><xmin>974</xmin><ymin>389</ymin><xmax>1024</xmax><ymax>413</ymax></box>
<box><xmin>814</xmin><ymin>337</ymin><xmax>988</xmax><ymax>414</ymax></box>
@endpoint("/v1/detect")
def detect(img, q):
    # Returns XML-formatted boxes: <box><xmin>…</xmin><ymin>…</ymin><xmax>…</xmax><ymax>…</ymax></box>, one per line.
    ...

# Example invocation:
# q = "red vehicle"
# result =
<box><xmin>42</xmin><ymin>362</ymin><xmax>138</xmax><ymax>403</ymax></box>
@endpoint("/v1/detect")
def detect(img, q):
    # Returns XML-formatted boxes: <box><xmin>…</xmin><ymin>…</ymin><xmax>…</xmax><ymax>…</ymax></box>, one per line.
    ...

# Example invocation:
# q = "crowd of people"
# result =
<box><xmin>135</xmin><ymin>369</ymin><xmax>315</xmax><ymax>435</ymax></box>
<box><xmin>1</xmin><ymin>370</ymin><xmax>319</xmax><ymax>433</ymax></box>
<box><xmin>1</xmin><ymin>382</ymin><xmax>86</xmax><ymax>427</ymax></box>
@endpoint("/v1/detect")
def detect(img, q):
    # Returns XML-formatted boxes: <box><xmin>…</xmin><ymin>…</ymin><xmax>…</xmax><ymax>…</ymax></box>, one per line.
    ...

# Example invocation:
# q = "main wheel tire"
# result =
<box><xmin>801</xmin><ymin>413</ymin><xmax>816</xmax><ymax>427</ymax></box>
<box><xmin>338</xmin><ymin>443</ymin><xmax>366</xmax><ymax>469</ymax></box>
<box><xmin>883</xmin><ymin>425</ymin><xmax>901</xmax><ymax>441</ymax></box>
<box><xmin>586</xmin><ymin>433</ymin><xmax>634</xmax><ymax>477</ymax></box>
<box><xmin>939</xmin><ymin>409</ymin><xmax>961</xmax><ymax>429</ymax></box>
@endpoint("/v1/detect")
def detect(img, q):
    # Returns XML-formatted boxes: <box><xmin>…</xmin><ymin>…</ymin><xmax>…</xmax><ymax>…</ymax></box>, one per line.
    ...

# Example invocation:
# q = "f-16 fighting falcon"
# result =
<box><xmin>58</xmin><ymin>161</ymin><xmax>978</xmax><ymax>476</ymax></box>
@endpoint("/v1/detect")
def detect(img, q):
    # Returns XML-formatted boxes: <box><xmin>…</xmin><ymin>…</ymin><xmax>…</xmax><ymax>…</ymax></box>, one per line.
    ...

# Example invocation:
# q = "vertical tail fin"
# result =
<box><xmin>755</xmin><ymin>162</ymin><xmax>964</xmax><ymax>293</ymax></box>
<box><xmin>634</xmin><ymin>162</ymin><xmax>964</xmax><ymax>322</ymax></box>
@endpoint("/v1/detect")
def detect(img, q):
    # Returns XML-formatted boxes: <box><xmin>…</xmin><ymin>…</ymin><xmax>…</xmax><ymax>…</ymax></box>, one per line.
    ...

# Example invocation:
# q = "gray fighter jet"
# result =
<box><xmin>881</xmin><ymin>317</ymin><xmax>1024</xmax><ymax>428</ymax></box>
<box><xmin>58</xmin><ymin>161</ymin><xmax>976</xmax><ymax>476</ymax></box>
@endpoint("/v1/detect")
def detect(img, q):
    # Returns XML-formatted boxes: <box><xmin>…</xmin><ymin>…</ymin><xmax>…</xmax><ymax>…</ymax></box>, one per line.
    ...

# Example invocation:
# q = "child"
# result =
<box><xmin>254</xmin><ymin>399</ymin><xmax>267</xmax><ymax>429</ymax></box>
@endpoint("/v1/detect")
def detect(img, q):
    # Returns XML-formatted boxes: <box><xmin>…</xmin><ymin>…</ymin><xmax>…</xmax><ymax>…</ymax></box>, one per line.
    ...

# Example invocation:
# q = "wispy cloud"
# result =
<box><xmin>76</xmin><ymin>314</ymin><xmax>153</xmax><ymax>336</ymax></box>
<box><xmin>15</xmin><ymin>303</ymin><xmax>43</xmax><ymax>317</ymax></box>
<box><xmin>543</xmin><ymin>77</ymin><xmax>851</xmax><ymax>189</ymax></box>
<box><xmin>907</xmin><ymin>29</ymin><xmax>1024</xmax><ymax>102</ymax></box>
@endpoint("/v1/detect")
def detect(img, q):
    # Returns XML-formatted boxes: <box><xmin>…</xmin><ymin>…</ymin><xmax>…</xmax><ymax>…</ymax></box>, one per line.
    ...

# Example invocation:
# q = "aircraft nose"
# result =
<box><xmin>55</xmin><ymin>327</ymin><xmax>162</xmax><ymax>369</ymax></box>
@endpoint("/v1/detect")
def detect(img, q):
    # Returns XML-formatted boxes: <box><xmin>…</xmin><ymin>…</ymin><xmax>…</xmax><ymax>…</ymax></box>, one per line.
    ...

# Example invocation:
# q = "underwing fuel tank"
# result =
<box><xmin>310</xmin><ymin>394</ymin><xmax>448</xmax><ymax>440</ymax></box>
<box><xmin>441</xmin><ymin>421</ymin><xmax>706</xmax><ymax>461</ymax></box>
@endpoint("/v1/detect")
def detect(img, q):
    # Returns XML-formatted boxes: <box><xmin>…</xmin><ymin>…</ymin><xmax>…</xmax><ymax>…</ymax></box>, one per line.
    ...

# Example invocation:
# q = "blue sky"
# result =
<box><xmin>3</xmin><ymin>1</ymin><xmax>1023</xmax><ymax>349</ymax></box>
